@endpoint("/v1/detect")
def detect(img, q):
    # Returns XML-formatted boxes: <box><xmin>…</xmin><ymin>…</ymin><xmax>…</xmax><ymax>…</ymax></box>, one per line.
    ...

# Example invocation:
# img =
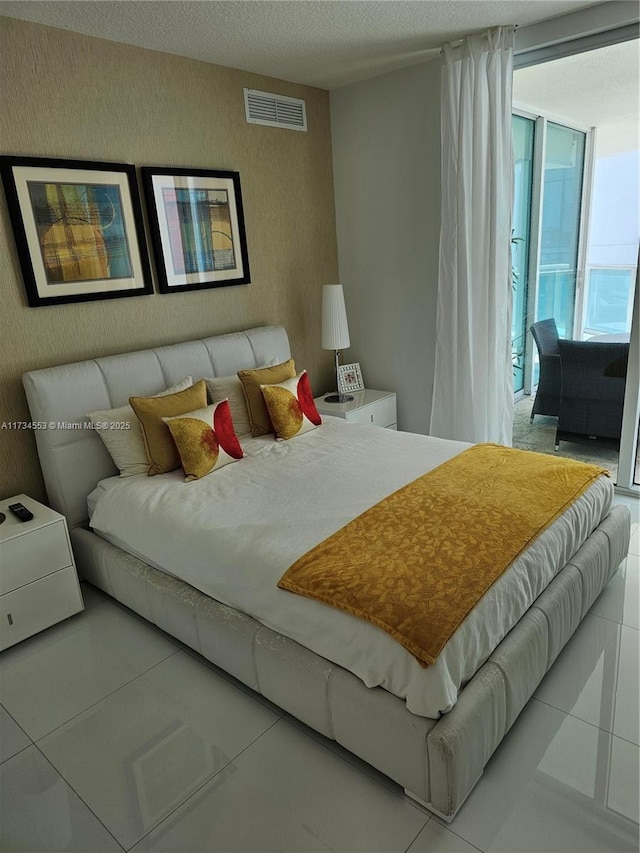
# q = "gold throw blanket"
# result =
<box><xmin>278</xmin><ymin>444</ymin><xmax>607</xmax><ymax>667</ymax></box>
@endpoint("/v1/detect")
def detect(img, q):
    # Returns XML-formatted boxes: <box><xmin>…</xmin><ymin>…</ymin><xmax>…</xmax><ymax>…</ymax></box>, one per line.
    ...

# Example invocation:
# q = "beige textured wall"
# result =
<box><xmin>0</xmin><ymin>17</ymin><xmax>338</xmax><ymax>503</ymax></box>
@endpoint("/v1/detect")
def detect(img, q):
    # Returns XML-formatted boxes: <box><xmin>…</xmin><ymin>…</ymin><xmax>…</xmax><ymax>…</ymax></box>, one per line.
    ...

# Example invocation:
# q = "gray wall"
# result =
<box><xmin>330</xmin><ymin>57</ymin><xmax>442</xmax><ymax>434</ymax></box>
<box><xmin>0</xmin><ymin>17</ymin><xmax>339</xmax><ymax>502</ymax></box>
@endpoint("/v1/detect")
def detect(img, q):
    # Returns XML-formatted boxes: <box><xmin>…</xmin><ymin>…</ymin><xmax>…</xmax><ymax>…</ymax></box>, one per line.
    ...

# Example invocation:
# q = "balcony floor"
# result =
<box><xmin>513</xmin><ymin>395</ymin><xmax>622</xmax><ymax>478</ymax></box>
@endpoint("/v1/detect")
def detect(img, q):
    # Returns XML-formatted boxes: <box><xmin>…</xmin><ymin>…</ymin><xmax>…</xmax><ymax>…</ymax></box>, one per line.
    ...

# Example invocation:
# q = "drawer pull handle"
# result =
<box><xmin>370</xmin><ymin>414</ymin><xmax>374</xmax><ymax>422</ymax></box>
<box><xmin>7</xmin><ymin>613</ymin><xmax>13</xmax><ymax>626</ymax></box>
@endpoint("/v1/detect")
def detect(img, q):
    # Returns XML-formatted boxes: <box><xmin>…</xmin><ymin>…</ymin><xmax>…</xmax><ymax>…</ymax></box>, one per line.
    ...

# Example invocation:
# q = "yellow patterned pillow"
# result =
<box><xmin>129</xmin><ymin>380</ymin><xmax>207</xmax><ymax>476</ymax></box>
<box><xmin>260</xmin><ymin>371</ymin><xmax>322</xmax><ymax>440</ymax></box>
<box><xmin>163</xmin><ymin>400</ymin><xmax>244</xmax><ymax>481</ymax></box>
<box><xmin>237</xmin><ymin>358</ymin><xmax>296</xmax><ymax>436</ymax></box>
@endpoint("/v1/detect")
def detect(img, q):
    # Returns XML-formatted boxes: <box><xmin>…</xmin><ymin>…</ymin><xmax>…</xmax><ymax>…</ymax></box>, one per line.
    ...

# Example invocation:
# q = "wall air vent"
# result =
<box><xmin>243</xmin><ymin>88</ymin><xmax>307</xmax><ymax>131</ymax></box>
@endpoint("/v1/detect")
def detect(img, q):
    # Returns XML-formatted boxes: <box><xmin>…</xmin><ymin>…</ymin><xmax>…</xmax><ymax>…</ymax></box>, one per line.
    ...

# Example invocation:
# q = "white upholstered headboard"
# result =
<box><xmin>23</xmin><ymin>325</ymin><xmax>291</xmax><ymax>528</ymax></box>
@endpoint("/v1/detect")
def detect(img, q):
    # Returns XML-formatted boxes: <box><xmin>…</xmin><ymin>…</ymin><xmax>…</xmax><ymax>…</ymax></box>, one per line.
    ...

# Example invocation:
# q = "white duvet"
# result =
<box><xmin>89</xmin><ymin>417</ymin><xmax>613</xmax><ymax>718</ymax></box>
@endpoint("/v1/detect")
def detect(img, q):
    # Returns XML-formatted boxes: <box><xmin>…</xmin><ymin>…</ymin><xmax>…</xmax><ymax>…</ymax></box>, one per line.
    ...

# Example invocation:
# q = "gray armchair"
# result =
<box><xmin>555</xmin><ymin>340</ymin><xmax>629</xmax><ymax>449</ymax></box>
<box><xmin>530</xmin><ymin>319</ymin><xmax>561</xmax><ymax>420</ymax></box>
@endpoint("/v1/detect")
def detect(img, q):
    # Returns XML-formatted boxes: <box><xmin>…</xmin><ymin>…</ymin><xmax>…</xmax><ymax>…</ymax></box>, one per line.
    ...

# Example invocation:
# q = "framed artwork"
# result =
<box><xmin>337</xmin><ymin>362</ymin><xmax>365</xmax><ymax>394</ymax></box>
<box><xmin>0</xmin><ymin>156</ymin><xmax>153</xmax><ymax>307</ymax></box>
<box><xmin>141</xmin><ymin>166</ymin><xmax>251</xmax><ymax>293</ymax></box>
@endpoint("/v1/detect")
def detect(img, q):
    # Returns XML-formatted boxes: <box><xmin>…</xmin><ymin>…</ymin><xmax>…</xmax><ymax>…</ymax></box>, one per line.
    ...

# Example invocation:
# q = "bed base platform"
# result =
<box><xmin>22</xmin><ymin>325</ymin><xmax>632</xmax><ymax>820</ymax></box>
<box><xmin>70</xmin><ymin>506</ymin><xmax>630</xmax><ymax>821</ymax></box>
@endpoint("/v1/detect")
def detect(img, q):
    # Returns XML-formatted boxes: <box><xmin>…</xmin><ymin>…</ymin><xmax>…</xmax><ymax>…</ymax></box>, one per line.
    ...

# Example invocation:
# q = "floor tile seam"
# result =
<box><xmin>0</xmin><ymin>741</ymin><xmax>31</xmax><ymax>766</ymax></box>
<box><xmin>282</xmin><ymin>712</ymin><xmax>399</xmax><ymax>793</ymax></box>
<box><xmin>126</xmin><ymin>714</ymin><xmax>285</xmax><ymax>851</ymax></box>
<box><xmin>0</xmin><ymin>599</ymin><xmax>119</xmax><ymax>677</ymax></box>
<box><xmin>31</xmin><ymin>743</ymin><xmax>126</xmax><ymax>853</ymax></box>
<box><xmin>587</xmin><ymin>607</ymin><xmax>638</xmax><ymax>631</ymax></box>
<box><xmin>531</xmin><ymin>696</ymin><xmax>640</xmax><ymax>747</ymax></box>
<box><xmin>603</xmin><ymin>612</ymin><xmax>640</xmax><ymax>631</ymax></box>
<box><xmin>128</xmin><ymin>772</ymin><xmax>226</xmax><ymax>852</ymax></box>
<box><xmin>39</xmin><ymin>693</ymin><xmax>281</xmax><ymax>852</ymax></box>
<box><xmin>281</xmin><ymin>713</ymin><xmax>434</xmax><ymax>823</ymax></box>
<box><xmin>128</xmin><ymin>712</ymin><xmax>434</xmax><ymax>852</ymax></box>
<box><xmin>0</xmin><ymin>702</ymin><xmax>32</xmax><ymax>737</ymax></box>
<box><xmin>403</xmin><ymin>818</ymin><xmax>434</xmax><ymax>853</ymax></box>
<box><xmin>180</xmin><ymin>644</ymin><xmax>287</xmax><ymax>718</ymax></box>
<box><xmin>109</xmin><ymin>597</ymin><xmax>187</xmax><ymax>647</ymax></box>
<box><xmin>381</xmin><ymin>785</ymin><xmax>433</xmax><ymax>824</ymax></box>
<box><xmin>71</xmin><ymin>596</ymin><xmax>182</xmax><ymax>651</ymax></box>
<box><xmin>430</xmin><ymin>813</ymin><xmax>487</xmax><ymax>850</ymax></box>
<box><xmin>33</xmin><ymin>647</ymin><xmax>183</xmax><ymax>743</ymax></box>
<box><xmin>199</xmin><ymin>706</ymin><xmax>285</xmax><ymax>790</ymax></box>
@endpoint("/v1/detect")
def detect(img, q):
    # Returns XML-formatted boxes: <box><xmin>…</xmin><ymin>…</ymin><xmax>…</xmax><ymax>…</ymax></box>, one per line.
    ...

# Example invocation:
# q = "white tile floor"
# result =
<box><xmin>1</xmin><ymin>495</ymin><xmax>638</xmax><ymax>853</ymax></box>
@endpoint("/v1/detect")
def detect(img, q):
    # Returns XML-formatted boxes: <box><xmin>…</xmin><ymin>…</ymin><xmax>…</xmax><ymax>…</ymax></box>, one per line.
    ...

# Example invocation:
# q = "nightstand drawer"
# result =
<box><xmin>0</xmin><ymin>520</ymin><xmax>73</xmax><ymax>594</ymax></box>
<box><xmin>0</xmin><ymin>566</ymin><xmax>83</xmax><ymax>650</ymax></box>
<box><xmin>346</xmin><ymin>395</ymin><xmax>396</xmax><ymax>428</ymax></box>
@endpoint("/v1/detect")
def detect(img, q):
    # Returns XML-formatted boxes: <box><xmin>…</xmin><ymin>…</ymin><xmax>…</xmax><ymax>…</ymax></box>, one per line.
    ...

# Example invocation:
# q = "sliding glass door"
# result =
<box><xmin>511</xmin><ymin>115</ymin><xmax>588</xmax><ymax>391</ymax></box>
<box><xmin>512</xmin><ymin>35</ymin><xmax>639</xmax><ymax>494</ymax></box>
<box><xmin>538</xmin><ymin>123</ymin><xmax>586</xmax><ymax>340</ymax></box>
<box><xmin>512</xmin><ymin>109</ymin><xmax>639</xmax><ymax>491</ymax></box>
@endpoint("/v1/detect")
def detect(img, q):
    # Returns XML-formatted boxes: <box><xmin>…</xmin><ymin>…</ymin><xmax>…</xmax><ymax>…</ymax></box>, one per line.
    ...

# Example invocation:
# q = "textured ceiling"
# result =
<box><xmin>514</xmin><ymin>39</ymin><xmax>639</xmax><ymax>155</ymax></box>
<box><xmin>3</xmin><ymin>0</ymin><xmax>634</xmax><ymax>147</ymax></box>
<box><xmin>0</xmin><ymin>0</ymin><xmax>607</xmax><ymax>89</ymax></box>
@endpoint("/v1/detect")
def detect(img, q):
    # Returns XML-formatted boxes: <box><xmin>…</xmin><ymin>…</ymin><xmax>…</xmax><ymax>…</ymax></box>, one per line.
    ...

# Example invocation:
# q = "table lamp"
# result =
<box><xmin>322</xmin><ymin>284</ymin><xmax>354</xmax><ymax>403</ymax></box>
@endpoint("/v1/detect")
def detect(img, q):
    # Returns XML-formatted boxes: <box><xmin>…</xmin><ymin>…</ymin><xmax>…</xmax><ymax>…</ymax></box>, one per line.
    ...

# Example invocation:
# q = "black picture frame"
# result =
<box><xmin>0</xmin><ymin>155</ymin><xmax>153</xmax><ymax>307</ymax></box>
<box><xmin>141</xmin><ymin>166</ymin><xmax>251</xmax><ymax>294</ymax></box>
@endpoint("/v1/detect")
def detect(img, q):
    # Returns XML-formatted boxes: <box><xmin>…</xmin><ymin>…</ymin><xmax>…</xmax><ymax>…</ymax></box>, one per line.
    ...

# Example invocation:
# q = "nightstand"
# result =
<box><xmin>315</xmin><ymin>389</ymin><xmax>397</xmax><ymax>429</ymax></box>
<box><xmin>0</xmin><ymin>494</ymin><xmax>84</xmax><ymax>651</ymax></box>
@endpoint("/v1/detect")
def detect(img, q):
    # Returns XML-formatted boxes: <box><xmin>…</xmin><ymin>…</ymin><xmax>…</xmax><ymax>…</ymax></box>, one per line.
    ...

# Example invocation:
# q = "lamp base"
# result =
<box><xmin>324</xmin><ymin>393</ymin><xmax>354</xmax><ymax>403</ymax></box>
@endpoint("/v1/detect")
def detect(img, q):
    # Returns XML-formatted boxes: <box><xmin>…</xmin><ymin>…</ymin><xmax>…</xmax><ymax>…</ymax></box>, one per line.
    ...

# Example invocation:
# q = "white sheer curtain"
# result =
<box><xmin>430</xmin><ymin>26</ymin><xmax>515</xmax><ymax>445</ymax></box>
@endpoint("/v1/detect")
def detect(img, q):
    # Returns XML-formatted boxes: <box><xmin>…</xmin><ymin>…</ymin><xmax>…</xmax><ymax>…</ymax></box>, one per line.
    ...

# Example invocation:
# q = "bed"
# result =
<box><xmin>22</xmin><ymin>324</ymin><xmax>631</xmax><ymax>821</ymax></box>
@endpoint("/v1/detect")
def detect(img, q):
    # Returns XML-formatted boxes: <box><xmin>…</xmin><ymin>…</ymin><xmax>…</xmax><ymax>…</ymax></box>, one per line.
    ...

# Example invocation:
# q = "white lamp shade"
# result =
<box><xmin>322</xmin><ymin>284</ymin><xmax>350</xmax><ymax>350</ymax></box>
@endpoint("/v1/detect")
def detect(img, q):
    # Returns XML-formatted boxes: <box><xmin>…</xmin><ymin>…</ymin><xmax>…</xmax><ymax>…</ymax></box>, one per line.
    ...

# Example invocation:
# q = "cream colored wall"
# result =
<box><xmin>330</xmin><ymin>58</ymin><xmax>441</xmax><ymax>434</ymax></box>
<box><xmin>0</xmin><ymin>17</ymin><xmax>338</xmax><ymax>502</ymax></box>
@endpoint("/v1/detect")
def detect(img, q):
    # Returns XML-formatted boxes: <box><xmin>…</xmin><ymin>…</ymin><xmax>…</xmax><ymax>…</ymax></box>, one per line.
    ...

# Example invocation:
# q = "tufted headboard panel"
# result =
<box><xmin>23</xmin><ymin>325</ymin><xmax>291</xmax><ymax>528</ymax></box>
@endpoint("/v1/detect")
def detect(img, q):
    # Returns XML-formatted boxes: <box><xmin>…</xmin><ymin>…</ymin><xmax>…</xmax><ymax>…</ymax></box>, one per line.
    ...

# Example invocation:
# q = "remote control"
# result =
<box><xmin>8</xmin><ymin>502</ymin><xmax>34</xmax><ymax>522</ymax></box>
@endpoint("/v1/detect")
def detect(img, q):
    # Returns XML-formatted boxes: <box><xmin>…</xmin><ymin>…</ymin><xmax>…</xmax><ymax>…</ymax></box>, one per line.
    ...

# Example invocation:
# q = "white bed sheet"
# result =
<box><xmin>89</xmin><ymin>417</ymin><xmax>613</xmax><ymax>718</ymax></box>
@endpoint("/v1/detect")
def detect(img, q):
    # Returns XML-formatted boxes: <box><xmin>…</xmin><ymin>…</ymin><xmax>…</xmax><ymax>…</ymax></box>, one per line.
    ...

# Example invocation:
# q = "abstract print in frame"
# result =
<box><xmin>0</xmin><ymin>156</ymin><xmax>153</xmax><ymax>306</ymax></box>
<box><xmin>141</xmin><ymin>166</ymin><xmax>251</xmax><ymax>293</ymax></box>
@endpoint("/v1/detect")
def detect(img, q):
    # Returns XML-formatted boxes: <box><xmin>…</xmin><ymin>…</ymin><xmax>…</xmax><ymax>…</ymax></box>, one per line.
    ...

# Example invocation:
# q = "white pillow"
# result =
<box><xmin>88</xmin><ymin>377</ymin><xmax>193</xmax><ymax>476</ymax></box>
<box><xmin>205</xmin><ymin>359</ymin><xmax>279</xmax><ymax>437</ymax></box>
<box><xmin>205</xmin><ymin>375</ymin><xmax>251</xmax><ymax>437</ymax></box>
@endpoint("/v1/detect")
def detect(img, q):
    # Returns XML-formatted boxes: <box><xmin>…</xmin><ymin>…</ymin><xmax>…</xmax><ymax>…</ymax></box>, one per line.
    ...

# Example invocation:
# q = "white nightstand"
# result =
<box><xmin>0</xmin><ymin>494</ymin><xmax>84</xmax><ymax>651</ymax></box>
<box><xmin>315</xmin><ymin>389</ymin><xmax>397</xmax><ymax>429</ymax></box>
